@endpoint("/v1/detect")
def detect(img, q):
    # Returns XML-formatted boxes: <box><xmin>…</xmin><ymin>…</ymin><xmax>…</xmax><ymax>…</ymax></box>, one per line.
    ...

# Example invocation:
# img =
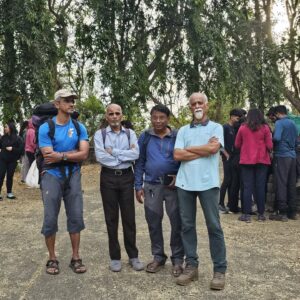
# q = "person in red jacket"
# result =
<box><xmin>25</xmin><ymin>119</ymin><xmax>36</xmax><ymax>168</ymax></box>
<box><xmin>235</xmin><ymin>108</ymin><xmax>273</xmax><ymax>222</ymax></box>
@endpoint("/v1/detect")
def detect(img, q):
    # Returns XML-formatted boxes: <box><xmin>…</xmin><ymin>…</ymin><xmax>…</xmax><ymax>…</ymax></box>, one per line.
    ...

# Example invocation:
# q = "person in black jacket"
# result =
<box><xmin>219</xmin><ymin>109</ymin><xmax>243</xmax><ymax>213</ymax></box>
<box><xmin>0</xmin><ymin>122</ymin><xmax>24</xmax><ymax>200</ymax></box>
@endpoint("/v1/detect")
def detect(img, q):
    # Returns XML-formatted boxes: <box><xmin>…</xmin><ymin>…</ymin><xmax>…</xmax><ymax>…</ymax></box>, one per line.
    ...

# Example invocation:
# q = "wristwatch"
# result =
<box><xmin>62</xmin><ymin>153</ymin><xmax>67</xmax><ymax>161</ymax></box>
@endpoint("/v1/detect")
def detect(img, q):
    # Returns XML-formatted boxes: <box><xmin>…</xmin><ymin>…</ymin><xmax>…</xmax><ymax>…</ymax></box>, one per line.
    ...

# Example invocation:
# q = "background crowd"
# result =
<box><xmin>0</xmin><ymin>104</ymin><xmax>299</xmax><ymax>223</ymax></box>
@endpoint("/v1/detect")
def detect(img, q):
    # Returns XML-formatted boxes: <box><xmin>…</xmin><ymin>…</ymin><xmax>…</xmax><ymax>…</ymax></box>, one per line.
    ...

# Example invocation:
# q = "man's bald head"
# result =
<box><xmin>105</xmin><ymin>103</ymin><xmax>123</xmax><ymax>129</ymax></box>
<box><xmin>106</xmin><ymin>103</ymin><xmax>122</xmax><ymax>114</ymax></box>
<box><xmin>189</xmin><ymin>92</ymin><xmax>208</xmax><ymax>106</ymax></box>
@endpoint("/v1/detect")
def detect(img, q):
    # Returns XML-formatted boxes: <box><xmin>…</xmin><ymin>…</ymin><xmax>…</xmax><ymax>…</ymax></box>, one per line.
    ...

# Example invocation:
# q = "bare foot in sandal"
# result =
<box><xmin>69</xmin><ymin>258</ymin><xmax>87</xmax><ymax>274</ymax></box>
<box><xmin>46</xmin><ymin>260</ymin><xmax>60</xmax><ymax>275</ymax></box>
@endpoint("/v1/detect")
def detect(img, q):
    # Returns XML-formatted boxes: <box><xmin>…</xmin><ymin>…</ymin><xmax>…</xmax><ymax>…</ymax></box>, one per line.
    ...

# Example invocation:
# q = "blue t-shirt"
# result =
<box><xmin>38</xmin><ymin>117</ymin><xmax>89</xmax><ymax>178</ymax></box>
<box><xmin>273</xmin><ymin>117</ymin><xmax>298</xmax><ymax>158</ymax></box>
<box><xmin>175</xmin><ymin>121</ymin><xmax>224</xmax><ymax>191</ymax></box>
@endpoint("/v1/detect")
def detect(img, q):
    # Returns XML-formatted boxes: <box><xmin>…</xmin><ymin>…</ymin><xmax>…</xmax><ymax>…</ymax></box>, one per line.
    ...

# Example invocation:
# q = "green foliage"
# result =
<box><xmin>0</xmin><ymin>0</ymin><xmax>299</xmax><ymax>126</ymax></box>
<box><xmin>0</xmin><ymin>0</ymin><xmax>58</xmax><ymax>123</ymax></box>
<box><xmin>76</xmin><ymin>95</ymin><xmax>105</xmax><ymax>137</ymax></box>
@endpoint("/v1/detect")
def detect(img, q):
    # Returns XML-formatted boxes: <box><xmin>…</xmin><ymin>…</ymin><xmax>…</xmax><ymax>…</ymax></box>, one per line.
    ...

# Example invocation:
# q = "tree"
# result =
<box><xmin>282</xmin><ymin>0</ymin><xmax>300</xmax><ymax>111</ymax></box>
<box><xmin>80</xmin><ymin>0</ymin><xmax>186</xmax><ymax>116</ymax></box>
<box><xmin>0</xmin><ymin>0</ymin><xmax>58</xmax><ymax>123</ymax></box>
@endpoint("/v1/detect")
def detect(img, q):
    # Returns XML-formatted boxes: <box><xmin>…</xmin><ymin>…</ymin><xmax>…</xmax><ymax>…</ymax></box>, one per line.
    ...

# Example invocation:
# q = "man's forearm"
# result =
<box><xmin>63</xmin><ymin>150</ymin><xmax>89</xmax><ymax>162</ymax></box>
<box><xmin>174</xmin><ymin>149</ymin><xmax>201</xmax><ymax>161</ymax></box>
<box><xmin>186</xmin><ymin>142</ymin><xmax>220</xmax><ymax>156</ymax></box>
<box><xmin>185</xmin><ymin>145</ymin><xmax>211</xmax><ymax>157</ymax></box>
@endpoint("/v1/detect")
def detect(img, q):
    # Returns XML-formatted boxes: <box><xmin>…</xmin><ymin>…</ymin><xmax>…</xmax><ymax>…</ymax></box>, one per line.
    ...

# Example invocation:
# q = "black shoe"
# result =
<box><xmin>219</xmin><ymin>205</ymin><xmax>229</xmax><ymax>214</ymax></box>
<box><xmin>269</xmin><ymin>213</ymin><xmax>288</xmax><ymax>222</ymax></box>
<box><xmin>238</xmin><ymin>214</ymin><xmax>251</xmax><ymax>223</ymax></box>
<box><xmin>287</xmin><ymin>213</ymin><xmax>298</xmax><ymax>220</ymax></box>
<box><xmin>228</xmin><ymin>207</ymin><xmax>241</xmax><ymax>214</ymax></box>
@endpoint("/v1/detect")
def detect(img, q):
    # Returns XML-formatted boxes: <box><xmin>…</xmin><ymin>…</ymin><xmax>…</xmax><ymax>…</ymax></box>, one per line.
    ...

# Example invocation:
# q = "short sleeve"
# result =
<box><xmin>78</xmin><ymin>123</ymin><xmax>89</xmax><ymax>141</ymax></box>
<box><xmin>174</xmin><ymin>127</ymin><xmax>185</xmax><ymax>149</ymax></box>
<box><xmin>38</xmin><ymin>123</ymin><xmax>52</xmax><ymax>148</ymax></box>
<box><xmin>212</xmin><ymin>124</ymin><xmax>224</xmax><ymax>147</ymax></box>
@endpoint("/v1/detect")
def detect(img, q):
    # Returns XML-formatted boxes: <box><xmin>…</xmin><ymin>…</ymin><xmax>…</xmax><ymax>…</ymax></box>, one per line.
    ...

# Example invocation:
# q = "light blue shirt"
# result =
<box><xmin>174</xmin><ymin>121</ymin><xmax>224</xmax><ymax>191</ymax></box>
<box><xmin>94</xmin><ymin>126</ymin><xmax>139</xmax><ymax>169</ymax></box>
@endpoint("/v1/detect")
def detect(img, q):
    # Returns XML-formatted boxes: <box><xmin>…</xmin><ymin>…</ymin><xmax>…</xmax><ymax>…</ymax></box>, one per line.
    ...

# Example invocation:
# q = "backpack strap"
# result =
<box><xmin>101</xmin><ymin>128</ymin><xmax>107</xmax><ymax>146</ymax></box>
<box><xmin>71</xmin><ymin>118</ymin><xmax>81</xmax><ymax>149</ymax></box>
<box><xmin>47</xmin><ymin>119</ymin><xmax>56</xmax><ymax>141</ymax></box>
<box><xmin>101</xmin><ymin>127</ymin><xmax>130</xmax><ymax>148</ymax></box>
<box><xmin>141</xmin><ymin>130</ymin><xmax>151</xmax><ymax>159</ymax></box>
<box><xmin>125</xmin><ymin>128</ymin><xmax>130</xmax><ymax>147</ymax></box>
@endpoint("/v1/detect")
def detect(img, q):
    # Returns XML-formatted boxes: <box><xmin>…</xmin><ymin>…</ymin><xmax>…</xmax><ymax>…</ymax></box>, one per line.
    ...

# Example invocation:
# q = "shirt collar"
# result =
<box><xmin>190</xmin><ymin>119</ymin><xmax>210</xmax><ymax>128</ymax></box>
<box><xmin>107</xmin><ymin>126</ymin><xmax>127</xmax><ymax>133</ymax></box>
<box><xmin>148</xmin><ymin>126</ymin><xmax>175</xmax><ymax>137</ymax></box>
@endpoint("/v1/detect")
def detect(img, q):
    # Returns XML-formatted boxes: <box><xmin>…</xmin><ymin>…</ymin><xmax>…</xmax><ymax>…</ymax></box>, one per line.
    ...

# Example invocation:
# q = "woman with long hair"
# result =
<box><xmin>0</xmin><ymin>122</ymin><xmax>24</xmax><ymax>200</ymax></box>
<box><xmin>235</xmin><ymin>108</ymin><xmax>273</xmax><ymax>222</ymax></box>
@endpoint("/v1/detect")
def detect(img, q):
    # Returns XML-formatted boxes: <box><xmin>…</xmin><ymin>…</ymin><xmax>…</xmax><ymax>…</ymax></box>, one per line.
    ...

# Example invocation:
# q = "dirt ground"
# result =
<box><xmin>0</xmin><ymin>164</ymin><xmax>299</xmax><ymax>300</ymax></box>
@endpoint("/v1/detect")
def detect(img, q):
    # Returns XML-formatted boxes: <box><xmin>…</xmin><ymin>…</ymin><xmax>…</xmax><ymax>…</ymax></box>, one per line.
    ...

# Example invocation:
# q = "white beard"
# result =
<box><xmin>194</xmin><ymin>110</ymin><xmax>203</xmax><ymax>120</ymax></box>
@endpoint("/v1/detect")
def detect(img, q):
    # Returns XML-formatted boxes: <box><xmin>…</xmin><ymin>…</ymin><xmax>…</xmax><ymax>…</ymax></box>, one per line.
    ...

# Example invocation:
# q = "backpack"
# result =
<box><xmin>32</xmin><ymin>102</ymin><xmax>81</xmax><ymax>179</ymax></box>
<box><xmin>16</xmin><ymin>135</ymin><xmax>25</xmax><ymax>160</ymax></box>
<box><xmin>101</xmin><ymin>127</ymin><xmax>130</xmax><ymax>147</ymax></box>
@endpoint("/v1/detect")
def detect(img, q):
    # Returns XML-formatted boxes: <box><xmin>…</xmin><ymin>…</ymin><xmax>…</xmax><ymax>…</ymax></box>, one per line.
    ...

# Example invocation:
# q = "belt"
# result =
<box><xmin>101</xmin><ymin>166</ymin><xmax>132</xmax><ymax>176</ymax></box>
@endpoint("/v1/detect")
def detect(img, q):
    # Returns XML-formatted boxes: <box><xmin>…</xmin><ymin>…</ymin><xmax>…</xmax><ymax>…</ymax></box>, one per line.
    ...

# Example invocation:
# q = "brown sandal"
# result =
<box><xmin>69</xmin><ymin>258</ymin><xmax>87</xmax><ymax>274</ymax></box>
<box><xmin>172</xmin><ymin>264</ymin><xmax>183</xmax><ymax>277</ymax></box>
<box><xmin>146</xmin><ymin>260</ymin><xmax>164</xmax><ymax>273</ymax></box>
<box><xmin>46</xmin><ymin>260</ymin><xmax>60</xmax><ymax>275</ymax></box>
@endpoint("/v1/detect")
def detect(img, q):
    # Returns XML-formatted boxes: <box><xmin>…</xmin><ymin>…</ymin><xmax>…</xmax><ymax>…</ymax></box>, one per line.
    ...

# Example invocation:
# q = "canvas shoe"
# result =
<box><xmin>210</xmin><ymin>272</ymin><xmax>225</xmax><ymax>290</ymax></box>
<box><xmin>129</xmin><ymin>258</ymin><xmax>144</xmax><ymax>271</ymax></box>
<box><xmin>176</xmin><ymin>265</ymin><xmax>198</xmax><ymax>286</ymax></box>
<box><xmin>110</xmin><ymin>260</ymin><xmax>121</xmax><ymax>272</ymax></box>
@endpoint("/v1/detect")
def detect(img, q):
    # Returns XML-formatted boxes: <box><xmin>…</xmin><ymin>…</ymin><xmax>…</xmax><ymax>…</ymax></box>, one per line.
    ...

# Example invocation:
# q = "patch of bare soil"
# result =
<box><xmin>0</xmin><ymin>164</ymin><xmax>299</xmax><ymax>300</ymax></box>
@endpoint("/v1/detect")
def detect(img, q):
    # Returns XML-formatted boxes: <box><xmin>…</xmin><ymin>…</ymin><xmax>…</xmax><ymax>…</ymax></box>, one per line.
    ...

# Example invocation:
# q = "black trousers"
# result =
<box><xmin>26</xmin><ymin>151</ymin><xmax>35</xmax><ymax>168</ymax></box>
<box><xmin>274</xmin><ymin>157</ymin><xmax>297</xmax><ymax>214</ymax></box>
<box><xmin>219</xmin><ymin>155</ymin><xmax>240</xmax><ymax>212</ymax></box>
<box><xmin>100</xmin><ymin>168</ymin><xmax>138</xmax><ymax>260</ymax></box>
<box><xmin>0</xmin><ymin>159</ymin><xmax>18</xmax><ymax>194</ymax></box>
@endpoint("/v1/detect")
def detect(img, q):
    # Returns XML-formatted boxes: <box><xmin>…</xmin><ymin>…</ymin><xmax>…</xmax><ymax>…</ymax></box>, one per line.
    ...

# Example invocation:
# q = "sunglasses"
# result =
<box><xmin>108</xmin><ymin>112</ymin><xmax>121</xmax><ymax>116</ymax></box>
<box><xmin>62</xmin><ymin>98</ymin><xmax>75</xmax><ymax>104</ymax></box>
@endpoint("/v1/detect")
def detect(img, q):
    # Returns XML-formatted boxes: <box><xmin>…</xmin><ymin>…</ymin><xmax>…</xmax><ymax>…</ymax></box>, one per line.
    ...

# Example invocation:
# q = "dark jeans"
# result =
<box><xmin>100</xmin><ymin>169</ymin><xmax>138</xmax><ymax>260</ymax></box>
<box><xmin>296</xmin><ymin>149</ymin><xmax>300</xmax><ymax>179</ymax></box>
<box><xmin>219</xmin><ymin>159</ymin><xmax>232</xmax><ymax>207</ymax></box>
<box><xmin>177</xmin><ymin>187</ymin><xmax>227</xmax><ymax>273</ymax></box>
<box><xmin>220</xmin><ymin>155</ymin><xmax>240</xmax><ymax>211</ymax></box>
<box><xmin>144</xmin><ymin>183</ymin><xmax>184</xmax><ymax>265</ymax></box>
<box><xmin>240</xmin><ymin>164</ymin><xmax>268</xmax><ymax>215</ymax></box>
<box><xmin>274</xmin><ymin>157</ymin><xmax>297</xmax><ymax>215</ymax></box>
<box><xmin>0</xmin><ymin>159</ymin><xmax>18</xmax><ymax>194</ymax></box>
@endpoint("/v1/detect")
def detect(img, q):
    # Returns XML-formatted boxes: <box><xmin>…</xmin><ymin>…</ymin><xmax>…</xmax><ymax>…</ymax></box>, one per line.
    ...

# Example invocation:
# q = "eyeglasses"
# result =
<box><xmin>108</xmin><ymin>112</ymin><xmax>121</xmax><ymax>116</ymax></box>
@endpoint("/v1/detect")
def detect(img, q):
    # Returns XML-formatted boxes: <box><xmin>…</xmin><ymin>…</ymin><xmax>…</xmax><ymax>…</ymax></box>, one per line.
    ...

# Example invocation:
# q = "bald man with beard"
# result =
<box><xmin>174</xmin><ymin>93</ymin><xmax>227</xmax><ymax>290</ymax></box>
<box><xmin>94</xmin><ymin>104</ymin><xmax>144</xmax><ymax>272</ymax></box>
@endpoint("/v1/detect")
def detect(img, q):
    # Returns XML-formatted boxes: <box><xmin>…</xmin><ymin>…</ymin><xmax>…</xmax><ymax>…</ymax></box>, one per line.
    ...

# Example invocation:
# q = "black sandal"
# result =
<box><xmin>69</xmin><ymin>258</ymin><xmax>87</xmax><ymax>274</ymax></box>
<box><xmin>46</xmin><ymin>260</ymin><xmax>60</xmax><ymax>275</ymax></box>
